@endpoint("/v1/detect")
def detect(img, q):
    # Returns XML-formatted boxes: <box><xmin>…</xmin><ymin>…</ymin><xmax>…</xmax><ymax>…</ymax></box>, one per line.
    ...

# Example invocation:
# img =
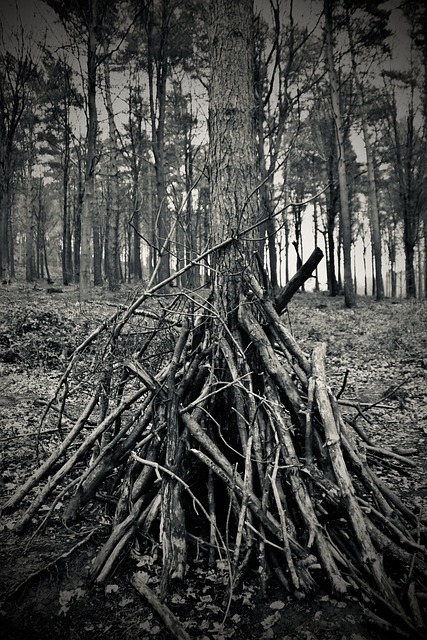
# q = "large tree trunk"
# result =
<box><xmin>209</xmin><ymin>0</ymin><xmax>260</xmax><ymax>316</ymax></box>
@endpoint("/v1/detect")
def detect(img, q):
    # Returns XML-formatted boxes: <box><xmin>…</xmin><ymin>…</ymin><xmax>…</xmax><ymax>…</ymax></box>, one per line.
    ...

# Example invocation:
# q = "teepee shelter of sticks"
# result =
<box><xmin>2</xmin><ymin>0</ymin><xmax>426</xmax><ymax>638</ymax></box>
<box><xmin>2</xmin><ymin>250</ymin><xmax>426</xmax><ymax>638</ymax></box>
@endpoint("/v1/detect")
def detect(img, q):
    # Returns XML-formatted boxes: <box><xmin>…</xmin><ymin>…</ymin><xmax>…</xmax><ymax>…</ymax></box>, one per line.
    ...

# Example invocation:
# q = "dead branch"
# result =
<box><xmin>131</xmin><ymin>573</ymin><xmax>191</xmax><ymax>640</ymax></box>
<box><xmin>274</xmin><ymin>247</ymin><xmax>324</xmax><ymax>314</ymax></box>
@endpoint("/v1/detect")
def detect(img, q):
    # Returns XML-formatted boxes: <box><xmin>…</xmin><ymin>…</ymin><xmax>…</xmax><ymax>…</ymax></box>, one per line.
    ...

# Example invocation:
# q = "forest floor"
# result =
<box><xmin>0</xmin><ymin>280</ymin><xmax>426</xmax><ymax>640</ymax></box>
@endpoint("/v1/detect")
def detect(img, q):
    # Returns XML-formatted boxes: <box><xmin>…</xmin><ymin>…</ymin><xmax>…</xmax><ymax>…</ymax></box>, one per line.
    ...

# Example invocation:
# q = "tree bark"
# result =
<box><xmin>209</xmin><ymin>0</ymin><xmax>260</xmax><ymax>318</ymax></box>
<box><xmin>62</xmin><ymin>67</ymin><xmax>73</xmax><ymax>285</ymax></box>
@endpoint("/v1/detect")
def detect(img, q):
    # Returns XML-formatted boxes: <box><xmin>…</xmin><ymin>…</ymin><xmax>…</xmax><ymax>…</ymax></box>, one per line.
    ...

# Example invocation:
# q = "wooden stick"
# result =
<box><xmin>238</xmin><ymin>297</ymin><xmax>303</xmax><ymax>420</ymax></box>
<box><xmin>312</xmin><ymin>342</ymin><xmax>406</xmax><ymax>615</ymax></box>
<box><xmin>274</xmin><ymin>247</ymin><xmax>324</xmax><ymax>314</ymax></box>
<box><xmin>265</xmin><ymin>382</ymin><xmax>348</xmax><ymax>594</ymax></box>
<box><xmin>407</xmin><ymin>581</ymin><xmax>425</xmax><ymax>630</ymax></box>
<box><xmin>13</xmin><ymin>385</ymin><xmax>148</xmax><ymax>531</ymax></box>
<box><xmin>131</xmin><ymin>573</ymin><xmax>191</xmax><ymax>640</ymax></box>
<box><xmin>232</xmin><ymin>435</ymin><xmax>253</xmax><ymax>571</ymax></box>
<box><xmin>242</xmin><ymin>268</ymin><xmax>311</xmax><ymax>375</ymax></box>
<box><xmin>364</xmin><ymin>444</ymin><xmax>417</xmax><ymax>468</ymax></box>
<box><xmin>304</xmin><ymin>376</ymin><xmax>316</xmax><ymax>469</ymax></box>
<box><xmin>269</xmin><ymin>445</ymin><xmax>300</xmax><ymax>590</ymax></box>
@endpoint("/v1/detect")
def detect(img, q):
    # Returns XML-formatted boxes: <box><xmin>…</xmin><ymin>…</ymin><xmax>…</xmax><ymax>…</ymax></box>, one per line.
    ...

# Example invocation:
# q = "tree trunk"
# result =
<box><xmin>345</xmin><ymin>7</ymin><xmax>384</xmax><ymax>301</ymax></box>
<box><xmin>73</xmin><ymin>150</ymin><xmax>83</xmax><ymax>284</ymax></box>
<box><xmin>62</xmin><ymin>72</ymin><xmax>73</xmax><ymax>285</ymax></box>
<box><xmin>103</xmin><ymin>50</ymin><xmax>121</xmax><ymax>291</ymax></box>
<box><xmin>92</xmin><ymin>200</ymin><xmax>102</xmax><ymax>286</ymax></box>
<box><xmin>323</xmin><ymin>154</ymin><xmax>339</xmax><ymax>296</ymax></box>
<box><xmin>25</xmin><ymin>175</ymin><xmax>36</xmax><ymax>282</ymax></box>
<box><xmin>80</xmin><ymin>0</ymin><xmax>98</xmax><ymax>301</ymax></box>
<box><xmin>0</xmin><ymin>44</ymin><xmax>34</xmax><ymax>283</ymax></box>
<box><xmin>182</xmin><ymin>95</ymin><xmax>195</xmax><ymax>289</ymax></box>
<box><xmin>313</xmin><ymin>200</ymin><xmax>320</xmax><ymax>291</ymax></box>
<box><xmin>209</xmin><ymin>0</ymin><xmax>259</xmax><ymax>316</ymax></box>
<box><xmin>127</xmin><ymin>76</ymin><xmax>144</xmax><ymax>282</ymax></box>
<box><xmin>359</xmin><ymin>103</ymin><xmax>384</xmax><ymax>300</ymax></box>
<box><xmin>405</xmin><ymin>240</ymin><xmax>417</xmax><ymax>298</ymax></box>
<box><xmin>0</xmin><ymin>172</ymin><xmax>11</xmax><ymax>283</ymax></box>
<box><xmin>385</xmin><ymin>78</ymin><xmax>421</xmax><ymax>300</ymax></box>
<box><xmin>324</xmin><ymin>0</ymin><xmax>355</xmax><ymax>308</ymax></box>
<box><xmin>147</xmin><ymin>0</ymin><xmax>171</xmax><ymax>286</ymax></box>
<box><xmin>424</xmin><ymin>214</ymin><xmax>427</xmax><ymax>298</ymax></box>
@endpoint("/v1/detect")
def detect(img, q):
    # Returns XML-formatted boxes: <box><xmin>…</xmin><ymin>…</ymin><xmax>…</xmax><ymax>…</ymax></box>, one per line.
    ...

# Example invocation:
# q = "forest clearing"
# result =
<box><xmin>0</xmin><ymin>281</ymin><xmax>426</xmax><ymax>640</ymax></box>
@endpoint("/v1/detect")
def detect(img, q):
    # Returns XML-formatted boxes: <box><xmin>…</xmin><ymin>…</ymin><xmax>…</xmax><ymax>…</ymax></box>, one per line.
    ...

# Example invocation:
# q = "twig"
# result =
<box><xmin>365</xmin><ymin>444</ymin><xmax>417</xmax><ymax>468</ymax></box>
<box><xmin>336</xmin><ymin>369</ymin><xmax>349</xmax><ymax>399</ymax></box>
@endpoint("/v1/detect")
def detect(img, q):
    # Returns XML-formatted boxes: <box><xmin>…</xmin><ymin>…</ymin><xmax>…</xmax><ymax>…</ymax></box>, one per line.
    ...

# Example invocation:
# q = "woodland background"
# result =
<box><xmin>0</xmin><ymin>0</ymin><xmax>426</xmax><ymax>301</ymax></box>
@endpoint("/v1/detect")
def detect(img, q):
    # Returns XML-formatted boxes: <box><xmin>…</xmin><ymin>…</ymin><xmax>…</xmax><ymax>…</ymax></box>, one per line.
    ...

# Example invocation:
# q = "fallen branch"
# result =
<box><xmin>275</xmin><ymin>247</ymin><xmax>324</xmax><ymax>314</ymax></box>
<box><xmin>365</xmin><ymin>444</ymin><xmax>418</xmax><ymax>468</ymax></box>
<box><xmin>131</xmin><ymin>573</ymin><xmax>191</xmax><ymax>640</ymax></box>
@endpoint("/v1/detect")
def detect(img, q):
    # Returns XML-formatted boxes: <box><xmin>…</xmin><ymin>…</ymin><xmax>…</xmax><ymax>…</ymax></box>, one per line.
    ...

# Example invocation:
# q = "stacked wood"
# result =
<box><xmin>2</xmin><ymin>256</ymin><xmax>426</xmax><ymax>638</ymax></box>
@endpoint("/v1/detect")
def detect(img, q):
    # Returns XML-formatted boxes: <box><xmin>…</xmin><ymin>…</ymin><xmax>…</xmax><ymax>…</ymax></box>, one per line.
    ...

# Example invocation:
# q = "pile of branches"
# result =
<box><xmin>2</xmin><ymin>256</ymin><xmax>426</xmax><ymax>639</ymax></box>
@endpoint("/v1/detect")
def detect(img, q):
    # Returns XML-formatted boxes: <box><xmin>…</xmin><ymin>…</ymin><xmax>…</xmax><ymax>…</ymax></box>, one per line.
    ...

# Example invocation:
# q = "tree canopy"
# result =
<box><xmin>0</xmin><ymin>0</ymin><xmax>425</xmax><ymax>299</ymax></box>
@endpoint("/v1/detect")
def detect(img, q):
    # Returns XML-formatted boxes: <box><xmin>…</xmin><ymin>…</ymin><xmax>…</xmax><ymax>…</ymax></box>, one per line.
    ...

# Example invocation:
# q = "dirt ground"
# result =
<box><xmin>0</xmin><ymin>282</ymin><xmax>426</xmax><ymax>640</ymax></box>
